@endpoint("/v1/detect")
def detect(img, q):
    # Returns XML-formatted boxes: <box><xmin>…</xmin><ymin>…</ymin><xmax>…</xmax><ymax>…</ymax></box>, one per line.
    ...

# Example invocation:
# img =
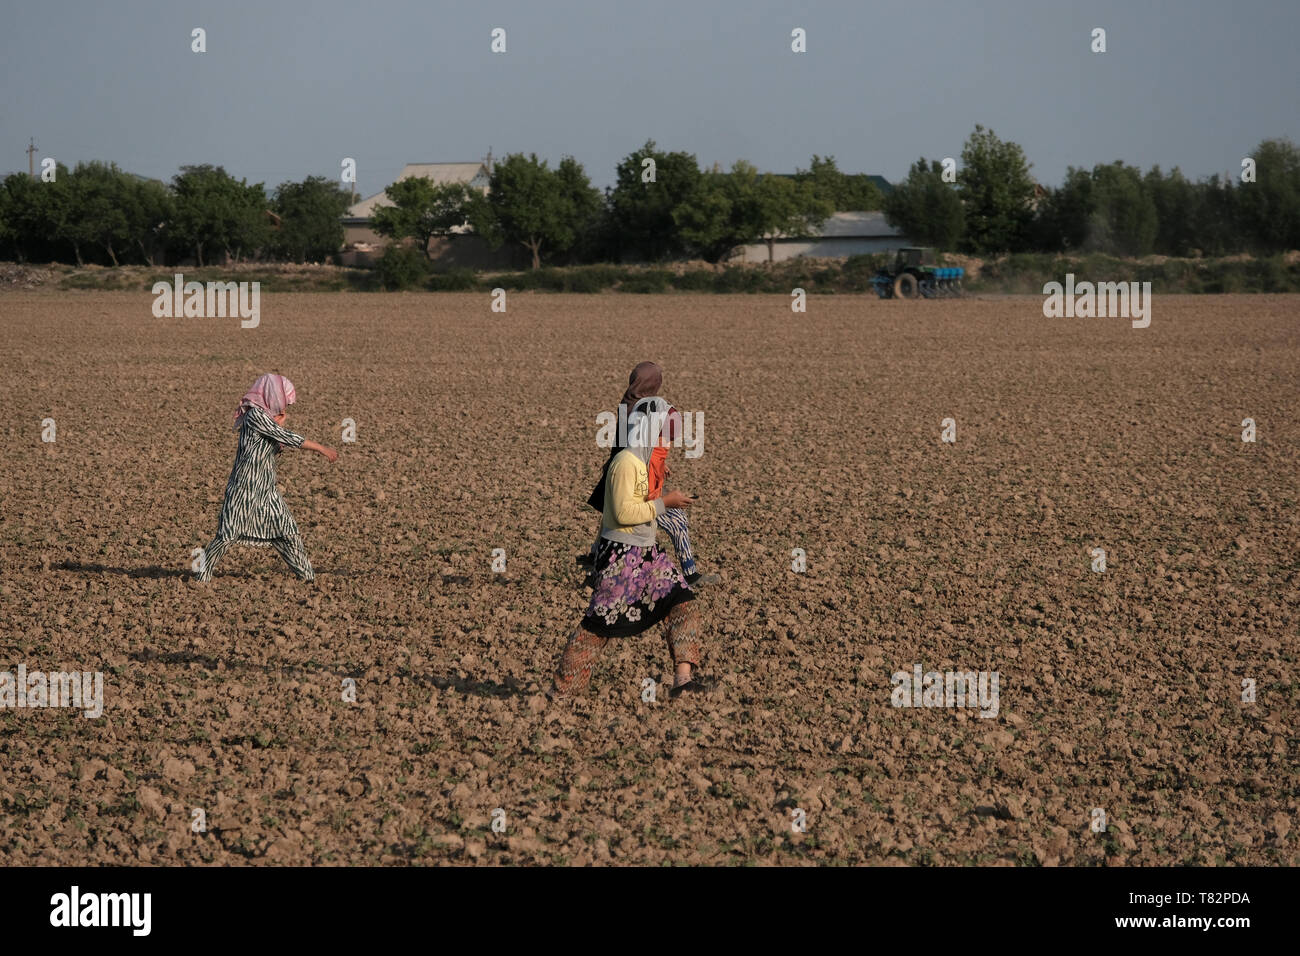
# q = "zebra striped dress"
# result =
<box><xmin>216</xmin><ymin>405</ymin><xmax>306</xmax><ymax>542</ymax></box>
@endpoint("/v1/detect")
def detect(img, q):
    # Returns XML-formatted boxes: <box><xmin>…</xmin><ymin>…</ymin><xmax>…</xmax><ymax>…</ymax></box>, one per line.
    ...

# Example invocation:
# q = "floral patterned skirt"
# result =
<box><xmin>582</xmin><ymin>538</ymin><xmax>695</xmax><ymax>638</ymax></box>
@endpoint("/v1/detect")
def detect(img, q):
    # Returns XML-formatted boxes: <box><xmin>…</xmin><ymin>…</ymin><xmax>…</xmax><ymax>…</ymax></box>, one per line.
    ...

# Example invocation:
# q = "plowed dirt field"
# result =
<box><xmin>1</xmin><ymin>291</ymin><xmax>1295</xmax><ymax>865</ymax></box>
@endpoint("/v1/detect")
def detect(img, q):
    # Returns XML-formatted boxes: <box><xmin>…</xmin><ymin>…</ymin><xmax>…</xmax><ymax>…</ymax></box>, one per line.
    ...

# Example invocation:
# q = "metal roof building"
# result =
<box><xmin>736</xmin><ymin>211</ymin><xmax>907</xmax><ymax>262</ymax></box>
<box><xmin>343</xmin><ymin>161</ymin><xmax>490</xmax><ymax>224</ymax></box>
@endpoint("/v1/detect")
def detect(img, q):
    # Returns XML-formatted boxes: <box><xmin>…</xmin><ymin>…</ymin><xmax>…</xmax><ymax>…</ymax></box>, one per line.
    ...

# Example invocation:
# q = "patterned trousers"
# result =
<box><xmin>198</xmin><ymin>532</ymin><xmax>315</xmax><ymax>582</ymax></box>
<box><xmin>552</xmin><ymin>602</ymin><xmax>703</xmax><ymax>697</ymax></box>
<box><xmin>591</xmin><ymin>507</ymin><xmax>696</xmax><ymax>575</ymax></box>
<box><xmin>656</xmin><ymin>508</ymin><xmax>696</xmax><ymax>575</ymax></box>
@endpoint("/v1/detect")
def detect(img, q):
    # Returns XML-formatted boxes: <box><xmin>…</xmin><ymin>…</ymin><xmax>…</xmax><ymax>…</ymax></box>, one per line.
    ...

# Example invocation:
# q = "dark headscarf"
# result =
<box><xmin>587</xmin><ymin>362</ymin><xmax>666</xmax><ymax>512</ymax></box>
<box><xmin>619</xmin><ymin>361</ymin><xmax>662</xmax><ymax>413</ymax></box>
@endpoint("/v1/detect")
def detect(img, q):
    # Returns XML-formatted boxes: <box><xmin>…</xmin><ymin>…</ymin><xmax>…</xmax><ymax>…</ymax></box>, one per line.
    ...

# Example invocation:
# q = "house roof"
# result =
<box><xmin>397</xmin><ymin>162</ymin><xmax>489</xmax><ymax>185</ymax></box>
<box><xmin>807</xmin><ymin>211</ymin><xmax>902</xmax><ymax>239</ymax></box>
<box><xmin>752</xmin><ymin>211</ymin><xmax>902</xmax><ymax>243</ymax></box>
<box><xmin>345</xmin><ymin>162</ymin><xmax>489</xmax><ymax>219</ymax></box>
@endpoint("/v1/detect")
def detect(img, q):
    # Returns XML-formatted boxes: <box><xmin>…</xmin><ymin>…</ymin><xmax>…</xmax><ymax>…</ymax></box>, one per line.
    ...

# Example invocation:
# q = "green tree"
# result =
<box><xmin>1084</xmin><ymin>162</ymin><xmax>1158</xmax><ymax>257</ymax></box>
<box><xmin>670</xmin><ymin>170</ymin><xmax>732</xmax><ymax>263</ymax></box>
<box><xmin>472</xmin><ymin>153</ymin><xmax>591</xmax><ymax>269</ymax></box>
<box><xmin>1</xmin><ymin>167</ymin><xmax>73</xmax><ymax>263</ymax></box>
<box><xmin>1236</xmin><ymin>138</ymin><xmax>1300</xmax><ymax>252</ymax></box>
<box><xmin>1</xmin><ymin>174</ymin><xmax>45</xmax><ymax>261</ymax></box>
<box><xmin>125</xmin><ymin>176</ymin><xmax>175</xmax><ymax>266</ymax></box>
<box><xmin>673</xmin><ymin>162</ymin><xmax>751</xmax><ymax>263</ymax></box>
<box><xmin>171</xmin><ymin>165</ymin><xmax>268</xmax><ymax>266</ymax></box>
<box><xmin>371</xmin><ymin>178</ymin><xmax>474</xmax><ymax>260</ymax></box>
<box><xmin>42</xmin><ymin>164</ymin><xmax>78</xmax><ymax>263</ymax></box>
<box><xmin>63</xmin><ymin>161</ymin><xmax>133</xmax><ymax>265</ymax></box>
<box><xmin>0</xmin><ymin>183</ymin><xmax>9</xmax><ymax>257</ymax></box>
<box><xmin>234</xmin><ymin>182</ymin><xmax>271</xmax><ymax>262</ymax></box>
<box><xmin>607</xmin><ymin>140</ymin><xmax>705</xmax><ymax>261</ymax></box>
<box><xmin>1193</xmin><ymin>175</ymin><xmax>1244</xmax><ymax>257</ymax></box>
<box><xmin>375</xmin><ymin>243</ymin><xmax>430</xmax><ymax>290</ymax></box>
<box><xmin>794</xmin><ymin>155</ymin><xmax>883</xmax><ymax>211</ymax></box>
<box><xmin>883</xmin><ymin>158</ymin><xmax>964</xmax><ymax>250</ymax></box>
<box><xmin>1144</xmin><ymin>166</ymin><xmax>1197</xmax><ymax>256</ymax></box>
<box><xmin>671</xmin><ymin>161</ymin><xmax>829</xmax><ymax>263</ymax></box>
<box><xmin>958</xmin><ymin>125</ymin><xmax>1035</xmax><ymax>253</ymax></box>
<box><xmin>1032</xmin><ymin>167</ymin><xmax>1093</xmax><ymax>252</ymax></box>
<box><xmin>552</xmin><ymin>155</ymin><xmax>604</xmax><ymax>263</ymax></box>
<box><xmin>753</xmin><ymin>171</ymin><xmax>832</xmax><ymax>262</ymax></box>
<box><xmin>272</xmin><ymin>175</ymin><xmax>352</xmax><ymax>262</ymax></box>
<box><xmin>47</xmin><ymin>166</ymin><xmax>78</xmax><ymax>262</ymax></box>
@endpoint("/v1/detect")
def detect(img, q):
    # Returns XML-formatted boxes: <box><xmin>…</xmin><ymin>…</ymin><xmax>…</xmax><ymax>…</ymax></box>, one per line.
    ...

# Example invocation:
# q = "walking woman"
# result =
<box><xmin>585</xmin><ymin>361</ymin><xmax>719</xmax><ymax>587</ymax></box>
<box><xmin>553</xmin><ymin>397</ymin><xmax>712</xmax><ymax>698</ymax></box>
<box><xmin>197</xmin><ymin>373</ymin><xmax>337</xmax><ymax>583</ymax></box>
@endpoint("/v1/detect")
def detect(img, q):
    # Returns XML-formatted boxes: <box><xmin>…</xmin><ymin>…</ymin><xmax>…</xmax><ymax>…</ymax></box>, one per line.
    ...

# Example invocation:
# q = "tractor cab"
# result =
<box><xmin>895</xmin><ymin>247</ymin><xmax>936</xmax><ymax>271</ymax></box>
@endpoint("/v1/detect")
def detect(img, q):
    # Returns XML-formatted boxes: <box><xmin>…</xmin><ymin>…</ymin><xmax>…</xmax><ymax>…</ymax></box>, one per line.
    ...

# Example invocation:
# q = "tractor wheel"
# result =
<box><xmin>894</xmin><ymin>272</ymin><xmax>919</xmax><ymax>299</ymax></box>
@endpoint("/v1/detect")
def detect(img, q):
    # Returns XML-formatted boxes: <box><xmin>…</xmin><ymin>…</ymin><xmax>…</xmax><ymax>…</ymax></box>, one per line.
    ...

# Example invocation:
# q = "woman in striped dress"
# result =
<box><xmin>197</xmin><ymin>373</ymin><xmax>337</xmax><ymax>583</ymax></box>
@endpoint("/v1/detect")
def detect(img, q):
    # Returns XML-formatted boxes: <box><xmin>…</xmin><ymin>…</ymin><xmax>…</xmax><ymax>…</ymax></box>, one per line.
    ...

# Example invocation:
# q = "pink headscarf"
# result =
<box><xmin>234</xmin><ymin>373</ymin><xmax>296</xmax><ymax>430</ymax></box>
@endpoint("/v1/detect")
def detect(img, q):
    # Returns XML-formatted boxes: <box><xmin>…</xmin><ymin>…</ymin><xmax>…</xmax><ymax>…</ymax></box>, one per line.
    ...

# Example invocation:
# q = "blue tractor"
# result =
<box><xmin>871</xmin><ymin>247</ymin><xmax>965</xmax><ymax>299</ymax></box>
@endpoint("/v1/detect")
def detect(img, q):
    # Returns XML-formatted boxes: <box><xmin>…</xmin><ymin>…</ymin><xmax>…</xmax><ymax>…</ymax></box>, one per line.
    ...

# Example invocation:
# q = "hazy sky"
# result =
<box><xmin>3</xmin><ymin>0</ymin><xmax>1296</xmax><ymax>197</ymax></box>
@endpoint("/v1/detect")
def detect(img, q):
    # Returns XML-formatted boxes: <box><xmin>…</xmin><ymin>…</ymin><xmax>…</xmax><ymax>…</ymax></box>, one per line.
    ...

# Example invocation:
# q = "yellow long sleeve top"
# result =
<box><xmin>601</xmin><ymin>449</ymin><xmax>666</xmax><ymax>547</ymax></box>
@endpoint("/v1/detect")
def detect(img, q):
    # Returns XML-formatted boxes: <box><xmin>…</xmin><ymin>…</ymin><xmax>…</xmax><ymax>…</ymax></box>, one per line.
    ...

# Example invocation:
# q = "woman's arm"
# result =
<box><xmin>608</xmin><ymin>459</ymin><xmax>694</xmax><ymax>521</ymax></box>
<box><xmin>301</xmin><ymin>439</ymin><xmax>338</xmax><ymax>462</ymax></box>
<box><xmin>248</xmin><ymin>409</ymin><xmax>336</xmax><ymax>461</ymax></box>
<box><xmin>249</xmin><ymin>409</ymin><xmax>307</xmax><ymax>448</ymax></box>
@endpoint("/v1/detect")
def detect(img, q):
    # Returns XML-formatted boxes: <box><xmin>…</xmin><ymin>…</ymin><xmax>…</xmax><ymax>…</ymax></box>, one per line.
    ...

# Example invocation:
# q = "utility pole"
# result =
<box><xmin>27</xmin><ymin>137</ymin><xmax>38</xmax><ymax>179</ymax></box>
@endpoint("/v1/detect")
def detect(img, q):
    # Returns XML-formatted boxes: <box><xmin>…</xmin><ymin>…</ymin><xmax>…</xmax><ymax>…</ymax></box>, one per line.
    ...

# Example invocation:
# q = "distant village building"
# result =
<box><xmin>736</xmin><ymin>211</ymin><xmax>908</xmax><ymax>262</ymax></box>
<box><xmin>863</xmin><ymin>175</ymin><xmax>893</xmax><ymax>196</ymax></box>
<box><xmin>339</xmin><ymin>160</ymin><xmax>913</xmax><ymax>267</ymax></box>
<box><xmin>340</xmin><ymin>160</ymin><xmax>502</xmax><ymax>267</ymax></box>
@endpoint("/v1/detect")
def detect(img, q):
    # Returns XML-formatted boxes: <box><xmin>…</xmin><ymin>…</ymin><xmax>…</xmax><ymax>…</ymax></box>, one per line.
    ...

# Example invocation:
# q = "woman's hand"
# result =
<box><xmin>662</xmin><ymin>490</ymin><xmax>694</xmax><ymax>509</ymax></box>
<box><xmin>664</xmin><ymin>463</ymin><xmax>672</xmax><ymax>478</ymax></box>
<box><xmin>302</xmin><ymin>440</ymin><xmax>338</xmax><ymax>462</ymax></box>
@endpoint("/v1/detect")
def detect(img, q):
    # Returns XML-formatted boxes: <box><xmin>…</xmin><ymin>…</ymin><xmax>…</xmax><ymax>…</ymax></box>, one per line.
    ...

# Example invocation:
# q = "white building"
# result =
<box><xmin>736</xmin><ymin>211</ymin><xmax>906</xmax><ymax>262</ymax></box>
<box><xmin>342</xmin><ymin>161</ymin><xmax>491</xmax><ymax>248</ymax></box>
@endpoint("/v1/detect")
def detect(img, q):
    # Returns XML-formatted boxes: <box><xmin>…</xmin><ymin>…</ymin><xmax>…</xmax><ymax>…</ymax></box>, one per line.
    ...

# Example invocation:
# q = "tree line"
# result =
<box><xmin>0</xmin><ymin>163</ymin><xmax>352</xmax><ymax>267</ymax></box>
<box><xmin>2</xmin><ymin>130</ymin><xmax>1297</xmax><ymax>269</ymax></box>
<box><xmin>885</xmin><ymin>127</ymin><xmax>1300</xmax><ymax>258</ymax></box>
<box><xmin>0</xmin><ymin>146</ymin><xmax>873</xmax><ymax>269</ymax></box>
<box><xmin>374</xmin><ymin>145</ymin><xmax>881</xmax><ymax>270</ymax></box>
